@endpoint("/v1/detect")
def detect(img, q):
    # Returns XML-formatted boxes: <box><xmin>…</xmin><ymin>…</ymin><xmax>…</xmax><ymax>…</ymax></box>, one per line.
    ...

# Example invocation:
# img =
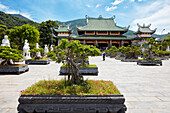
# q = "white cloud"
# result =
<box><xmin>0</xmin><ymin>3</ymin><xmax>33</xmax><ymax>21</ymax></box>
<box><xmin>111</xmin><ymin>0</ymin><xmax>124</xmax><ymax>6</ymax></box>
<box><xmin>131</xmin><ymin>0</ymin><xmax>170</xmax><ymax>34</ymax></box>
<box><xmin>138</xmin><ymin>0</ymin><xmax>142</xmax><ymax>2</ymax></box>
<box><xmin>131</xmin><ymin>0</ymin><xmax>135</xmax><ymax>2</ymax></box>
<box><xmin>0</xmin><ymin>3</ymin><xmax>7</xmax><ymax>10</ymax></box>
<box><xmin>86</xmin><ymin>4</ymin><xmax>91</xmax><ymax>8</ymax></box>
<box><xmin>96</xmin><ymin>4</ymin><xmax>101</xmax><ymax>8</ymax></box>
<box><xmin>105</xmin><ymin>6</ymin><xmax>117</xmax><ymax>11</ymax></box>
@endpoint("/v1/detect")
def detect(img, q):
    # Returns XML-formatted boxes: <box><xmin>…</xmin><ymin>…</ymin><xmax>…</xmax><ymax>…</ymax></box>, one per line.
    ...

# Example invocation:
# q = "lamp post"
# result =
<box><xmin>50</xmin><ymin>27</ymin><xmax>54</xmax><ymax>45</ymax></box>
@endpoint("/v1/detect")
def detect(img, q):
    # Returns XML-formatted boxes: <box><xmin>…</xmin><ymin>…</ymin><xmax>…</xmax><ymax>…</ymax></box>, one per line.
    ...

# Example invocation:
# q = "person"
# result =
<box><xmin>102</xmin><ymin>52</ymin><xmax>105</xmax><ymax>61</ymax></box>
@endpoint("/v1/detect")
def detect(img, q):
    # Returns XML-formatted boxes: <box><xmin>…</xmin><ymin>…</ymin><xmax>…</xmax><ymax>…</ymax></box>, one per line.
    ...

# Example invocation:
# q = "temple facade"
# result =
<box><xmin>54</xmin><ymin>25</ymin><xmax>72</xmax><ymax>44</ymax></box>
<box><xmin>132</xmin><ymin>24</ymin><xmax>157</xmax><ymax>45</ymax></box>
<box><xmin>74</xmin><ymin>15</ymin><xmax>131</xmax><ymax>49</ymax></box>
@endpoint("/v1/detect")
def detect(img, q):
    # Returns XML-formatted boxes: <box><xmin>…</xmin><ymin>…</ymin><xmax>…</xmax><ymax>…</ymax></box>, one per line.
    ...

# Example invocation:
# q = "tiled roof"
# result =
<box><xmin>77</xmin><ymin>16</ymin><xmax>129</xmax><ymax>31</ymax></box>
<box><xmin>136</xmin><ymin>24</ymin><xmax>156</xmax><ymax>34</ymax></box>
<box><xmin>55</xmin><ymin>25</ymin><xmax>71</xmax><ymax>32</ymax></box>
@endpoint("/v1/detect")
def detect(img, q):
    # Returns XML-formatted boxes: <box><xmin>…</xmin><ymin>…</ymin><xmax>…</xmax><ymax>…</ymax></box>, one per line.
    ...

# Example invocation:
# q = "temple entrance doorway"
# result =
<box><xmin>98</xmin><ymin>43</ymin><xmax>108</xmax><ymax>51</ymax></box>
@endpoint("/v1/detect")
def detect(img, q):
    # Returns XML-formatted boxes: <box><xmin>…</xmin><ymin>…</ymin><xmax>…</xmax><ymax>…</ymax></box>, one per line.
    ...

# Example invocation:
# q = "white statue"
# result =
<box><xmin>44</xmin><ymin>44</ymin><xmax>49</xmax><ymax>55</ymax></box>
<box><xmin>50</xmin><ymin>45</ymin><xmax>53</xmax><ymax>51</ymax></box>
<box><xmin>1</xmin><ymin>35</ymin><xmax>10</xmax><ymax>46</ymax></box>
<box><xmin>36</xmin><ymin>43</ymin><xmax>41</xmax><ymax>57</ymax></box>
<box><xmin>23</xmin><ymin>39</ymin><xmax>31</xmax><ymax>60</ymax></box>
<box><xmin>166</xmin><ymin>46</ymin><xmax>170</xmax><ymax>51</ymax></box>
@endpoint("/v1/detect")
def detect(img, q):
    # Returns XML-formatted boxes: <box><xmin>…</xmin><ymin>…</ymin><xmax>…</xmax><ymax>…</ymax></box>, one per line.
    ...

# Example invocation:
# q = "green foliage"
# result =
<box><xmin>56</xmin><ymin>39</ymin><xmax>101</xmax><ymax>84</ymax></box>
<box><xmin>0</xmin><ymin>25</ymin><xmax>9</xmax><ymax>44</ymax></box>
<box><xmin>138</xmin><ymin>59</ymin><xmax>161</xmax><ymax>61</ymax></box>
<box><xmin>119</xmin><ymin>45</ymin><xmax>141</xmax><ymax>59</ymax></box>
<box><xmin>8</xmin><ymin>24</ymin><xmax>40</xmax><ymax>49</ymax></box>
<box><xmin>29</xmin><ymin>48</ymin><xmax>44</xmax><ymax>58</ymax></box>
<box><xmin>108</xmin><ymin>46</ymin><xmax>118</xmax><ymax>57</ymax></box>
<box><xmin>46</xmin><ymin>51</ymin><xmax>56</xmax><ymax>61</ymax></box>
<box><xmin>0</xmin><ymin>46</ymin><xmax>23</xmax><ymax>65</ymax></box>
<box><xmin>157</xmin><ymin>50</ymin><xmax>170</xmax><ymax>57</ymax></box>
<box><xmin>61</xmin><ymin>64</ymin><xmax>97</xmax><ymax>67</ymax></box>
<box><xmin>38</xmin><ymin>20</ymin><xmax>58</xmax><ymax>47</ymax></box>
<box><xmin>0</xmin><ymin>11</ymin><xmax>38</xmax><ymax>29</ymax></box>
<box><xmin>142</xmin><ymin>38</ymin><xmax>159</xmax><ymax>60</ymax></box>
<box><xmin>21</xmin><ymin>80</ymin><xmax>120</xmax><ymax>95</ymax></box>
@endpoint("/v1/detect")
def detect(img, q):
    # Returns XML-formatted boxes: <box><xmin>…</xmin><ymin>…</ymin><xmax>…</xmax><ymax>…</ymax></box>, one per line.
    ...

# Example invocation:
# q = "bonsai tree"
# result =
<box><xmin>109</xmin><ymin>46</ymin><xmax>118</xmax><ymax>57</ymax></box>
<box><xmin>142</xmin><ymin>38</ymin><xmax>159</xmax><ymax>60</ymax></box>
<box><xmin>0</xmin><ymin>46</ymin><xmax>23</xmax><ymax>65</ymax></box>
<box><xmin>56</xmin><ymin>39</ymin><xmax>101</xmax><ymax>84</ymax></box>
<box><xmin>29</xmin><ymin>48</ymin><xmax>44</xmax><ymax>59</ymax></box>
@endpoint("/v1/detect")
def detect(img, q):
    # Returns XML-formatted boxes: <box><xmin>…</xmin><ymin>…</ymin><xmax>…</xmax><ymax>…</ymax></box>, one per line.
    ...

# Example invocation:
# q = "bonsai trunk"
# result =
<box><xmin>1</xmin><ymin>59</ymin><xmax>13</xmax><ymax>65</ymax></box>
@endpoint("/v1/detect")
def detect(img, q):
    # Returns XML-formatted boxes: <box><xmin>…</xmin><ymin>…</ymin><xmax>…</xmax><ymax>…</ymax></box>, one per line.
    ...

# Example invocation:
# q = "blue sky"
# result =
<box><xmin>0</xmin><ymin>0</ymin><xmax>170</xmax><ymax>34</ymax></box>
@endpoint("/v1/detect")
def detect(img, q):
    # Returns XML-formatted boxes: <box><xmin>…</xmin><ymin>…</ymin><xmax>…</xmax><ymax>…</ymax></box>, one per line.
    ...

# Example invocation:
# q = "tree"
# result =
<box><xmin>119</xmin><ymin>45</ymin><xmax>141</xmax><ymax>59</ymax></box>
<box><xmin>0</xmin><ymin>46</ymin><xmax>23</xmax><ymax>65</ymax></box>
<box><xmin>142</xmin><ymin>38</ymin><xmax>159</xmax><ymax>60</ymax></box>
<box><xmin>38</xmin><ymin>20</ymin><xmax>58</xmax><ymax>47</ymax></box>
<box><xmin>29</xmin><ymin>48</ymin><xmax>44</xmax><ymax>59</ymax></box>
<box><xmin>56</xmin><ymin>39</ymin><xmax>101</xmax><ymax>84</ymax></box>
<box><xmin>8</xmin><ymin>24</ymin><xmax>40</xmax><ymax>49</ymax></box>
<box><xmin>109</xmin><ymin>46</ymin><xmax>118</xmax><ymax>57</ymax></box>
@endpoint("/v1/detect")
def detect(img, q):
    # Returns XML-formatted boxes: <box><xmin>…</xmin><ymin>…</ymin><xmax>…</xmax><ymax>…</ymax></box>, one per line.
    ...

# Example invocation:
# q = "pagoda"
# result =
<box><xmin>133</xmin><ymin>24</ymin><xmax>157</xmax><ymax>45</ymax></box>
<box><xmin>74</xmin><ymin>15</ymin><xmax>131</xmax><ymax>49</ymax></box>
<box><xmin>54</xmin><ymin>24</ymin><xmax>72</xmax><ymax>45</ymax></box>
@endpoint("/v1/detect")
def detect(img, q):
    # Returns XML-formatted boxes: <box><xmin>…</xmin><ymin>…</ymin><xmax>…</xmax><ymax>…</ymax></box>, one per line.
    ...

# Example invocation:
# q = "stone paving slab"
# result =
<box><xmin>0</xmin><ymin>57</ymin><xmax>170</xmax><ymax>113</ymax></box>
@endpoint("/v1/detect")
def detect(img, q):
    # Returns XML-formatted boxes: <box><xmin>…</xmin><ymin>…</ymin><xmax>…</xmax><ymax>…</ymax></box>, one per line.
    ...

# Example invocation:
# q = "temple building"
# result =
<box><xmin>132</xmin><ymin>24</ymin><xmax>157</xmax><ymax>45</ymax></box>
<box><xmin>73</xmin><ymin>15</ymin><xmax>131</xmax><ymax>49</ymax></box>
<box><xmin>54</xmin><ymin>25</ymin><xmax>72</xmax><ymax>44</ymax></box>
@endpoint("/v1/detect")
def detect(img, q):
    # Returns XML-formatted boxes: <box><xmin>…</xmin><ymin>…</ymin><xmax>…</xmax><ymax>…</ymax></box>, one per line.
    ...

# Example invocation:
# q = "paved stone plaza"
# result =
<box><xmin>0</xmin><ymin>56</ymin><xmax>170</xmax><ymax>113</ymax></box>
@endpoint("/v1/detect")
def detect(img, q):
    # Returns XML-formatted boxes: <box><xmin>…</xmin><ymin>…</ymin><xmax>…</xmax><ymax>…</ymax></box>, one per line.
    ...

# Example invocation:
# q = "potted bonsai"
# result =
<box><xmin>0</xmin><ymin>46</ymin><xmax>29</xmax><ymax>74</ymax></box>
<box><xmin>109</xmin><ymin>46</ymin><xmax>118</xmax><ymax>58</ymax></box>
<box><xmin>115</xmin><ymin>46</ymin><xmax>126</xmax><ymax>60</ymax></box>
<box><xmin>18</xmin><ymin>39</ymin><xmax>127</xmax><ymax>113</ymax></box>
<box><xmin>25</xmin><ymin>47</ymin><xmax>50</xmax><ymax>65</ymax></box>
<box><xmin>120</xmin><ymin>45</ymin><xmax>141</xmax><ymax>62</ymax></box>
<box><xmin>137</xmin><ymin>38</ymin><xmax>162</xmax><ymax>66</ymax></box>
<box><xmin>57</xmin><ymin>39</ymin><xmax>101</xmax><ymax>76</ymax></box>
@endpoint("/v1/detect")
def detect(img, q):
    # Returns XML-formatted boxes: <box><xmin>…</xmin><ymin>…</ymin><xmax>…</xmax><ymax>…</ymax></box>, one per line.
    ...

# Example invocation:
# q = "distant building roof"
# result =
<box><xmin>136</xmin><ymin>24</ymin><xmax>156</xmax><ymax>34</ymax></box>
<box><xmin>77</xmin><ymin>15</ymin><xmax>129</xmax><ymax>32</ymax></box>
<box><xmin>55</xmin><ymin>25</ymin><xmax>71</xmax><ymax>32</ymax></box>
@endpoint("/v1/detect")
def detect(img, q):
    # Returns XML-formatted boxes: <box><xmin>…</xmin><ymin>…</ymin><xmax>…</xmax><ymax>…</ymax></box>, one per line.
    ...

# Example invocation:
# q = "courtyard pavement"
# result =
<box><xmin>0</xmin><ymin>56</ymin><xmax>170</xmax><ymax>113</ymax></box>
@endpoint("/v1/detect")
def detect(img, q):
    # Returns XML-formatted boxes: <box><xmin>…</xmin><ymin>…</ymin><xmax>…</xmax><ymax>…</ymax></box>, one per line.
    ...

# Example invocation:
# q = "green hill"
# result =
<box><xmin>10</xmin><ymin>14</ymin><xmax>30</xmax><ymax>20</ymax></box>
<box><xmin>0</xmin><ymin>11</ymin><xmax>38</xmax><ymax>29</ymax></box>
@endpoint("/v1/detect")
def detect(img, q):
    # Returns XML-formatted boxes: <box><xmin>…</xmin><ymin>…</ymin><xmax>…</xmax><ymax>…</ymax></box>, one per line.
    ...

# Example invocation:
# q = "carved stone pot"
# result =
<box><xmin>0</xmin><ymin>64</ymin><xmax>29</xmax><ymax>75</ymax></box>
<box><xmin>137</xmin><ymin>60</ymin><xmax>162</xmax><ymax>66</ymax></box>
<box><xmin>59</xmin><ymin>66</ymin><xmax>98</xmax><ymax>75</ymax></box>
<box><xmin>25</xmin><ymin>60</ymin><xmax>50</xmax><ymax>65</ymax></box>
<box><xmin>18</xmin><ymin>95</ymin><xmax>127</xmax><ymax>113</ymax></box>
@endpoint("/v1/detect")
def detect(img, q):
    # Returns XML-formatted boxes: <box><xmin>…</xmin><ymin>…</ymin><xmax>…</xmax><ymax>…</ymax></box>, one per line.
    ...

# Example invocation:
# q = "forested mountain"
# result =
<box><xmin>0</xmin><ymin>11</ymin><xmax>38</xmax><ymax>29</ymax></box>
<box><xmin>10</xmin><ymin>14</ymin><xmax>30</xmax><ymax>20</ymax></box>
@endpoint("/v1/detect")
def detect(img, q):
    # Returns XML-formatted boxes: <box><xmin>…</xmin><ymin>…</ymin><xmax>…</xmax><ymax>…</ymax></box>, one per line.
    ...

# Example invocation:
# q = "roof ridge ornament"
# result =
<box><xmin>113</xmin><ymin>15</ymin><xmax>115</xmax><ymax>19</ymax></box>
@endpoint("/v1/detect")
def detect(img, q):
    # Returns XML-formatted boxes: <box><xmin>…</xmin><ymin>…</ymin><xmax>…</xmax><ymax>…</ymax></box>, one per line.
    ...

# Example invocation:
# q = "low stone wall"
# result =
<box><xmin>0</xmin><ymin>64</ymin><xmax>29</xmax><ymax>74</ymax></box>
<box><xmin>137</xmin><ymin>60</ymin><xmax>162</xmax><ymax>66</ymax></box>
<box><xmin>25</xmin><ymin>60</ymin><xmax>50</xmax><ymax>65</ymax></box>
<box><xmin>60</xmin><ymin>66</ymin><xmax>98</xmax><ymax>75</ymax></box>
<box><xmin>121</xmin><ymin>59</ymin><xmax>138</xmax><ymax>62</ymax></box>
<box><xmin>18</xmin><ymin>95</ymin><xmax>127</xmax><ymax>113</ymax></box>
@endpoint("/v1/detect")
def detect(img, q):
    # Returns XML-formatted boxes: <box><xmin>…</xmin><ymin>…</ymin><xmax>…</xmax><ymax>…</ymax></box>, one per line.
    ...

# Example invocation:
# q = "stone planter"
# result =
<box><xmin>18</xmin><ymin>95</ymin><xmax>127</xmax><ymax>113</ymax></box>
<box><xmin>121</xmin><ymin>59</ymin><xmax>138</xmax><ymax>62</ymax></box>
<box><xmin>154</xmin><ymin>57</ymin><xmax>169</xmax><ymax>60</ymax></box>
<box><xmin>0</xmin><ymin>64</ymin><xmax>29</xmax><ymax>75</ymax></box>
<box><xmin>60</xmin><ymin>66</ymin><xmax>98</xmax><ymax>75</ymax></box>
<box><xmin>115</xmin><ymin>57</ymin><xmax>125</xmax><ymax>60</ymax></box>
<box><xmin>110</xmin><ymin>56</ymin><xmax>115</xmax><ymax>58</ymax></box>
<box><xmin>137</xmin><ymin>60</ymin><xmax>162</xmax><ymax>66</ymax></box>
<box><xmin>25</xmin><ymin>60</ymin><xmax>50</xmax><ymax>65</ymax></box>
